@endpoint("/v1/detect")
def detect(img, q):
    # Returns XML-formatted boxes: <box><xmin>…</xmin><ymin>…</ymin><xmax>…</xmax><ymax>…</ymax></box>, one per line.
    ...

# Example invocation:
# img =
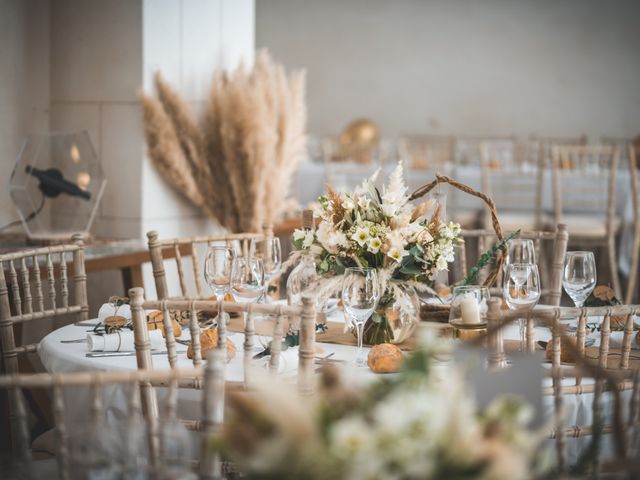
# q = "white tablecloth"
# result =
<box><xmin>37</xmin><ymin>314</ymin><xmax>628</xmax><ymax>465</ymax></box>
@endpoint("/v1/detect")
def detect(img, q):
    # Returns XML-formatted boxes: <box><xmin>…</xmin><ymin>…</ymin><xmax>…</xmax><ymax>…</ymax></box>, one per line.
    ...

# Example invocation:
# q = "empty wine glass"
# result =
<box><xmin>204</xmin><ymin>246</ymin><xmax>234</xmax><ymax>300</ymax></box>
<box><xmin>231</xmin><ymin>256</ymin><xmax>267</xmax><ymax>350</ymax></box>
<box><xmin>341</xmin><ymin>267</ymin><xmax>380</xmax><ymax>366</ymax></box>
<box><xmin>230</xmin><ymin>257</ymin><xmax>265</xmax><ymax>304</ymax></box>
<box><xmin>250</xmin><ymin>237</ymin><xmax>282</xmax><ymax>283</ymax></box>
<box><xmin>503</xmin><ymin>263</ymin><xmax>541</xmax><ymax>351</ymax></box>
<box><xmin>562</xmin><ymin>251</ymin><xmax>596</xmax><ymax>307</ymax></box>
<box><xmin>505</xmin><ymin>239</ymin><xmax>536</xmax><ymax>266</ymax></box>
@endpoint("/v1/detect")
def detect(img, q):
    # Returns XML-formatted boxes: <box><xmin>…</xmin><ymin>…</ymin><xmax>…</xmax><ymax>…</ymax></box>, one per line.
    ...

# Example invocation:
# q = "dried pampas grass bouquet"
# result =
<box><xmin>140</xmin><ymin>51</ymin><xmax>307</xmax><ymax>233</ymax></box>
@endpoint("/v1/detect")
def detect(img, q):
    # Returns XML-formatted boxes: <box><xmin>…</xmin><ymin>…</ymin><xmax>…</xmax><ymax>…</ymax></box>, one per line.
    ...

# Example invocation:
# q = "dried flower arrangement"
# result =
<box><xmin>140</xmin><ymin>51</ymin><xmax>306</xmax><ymax>232</ymax></box>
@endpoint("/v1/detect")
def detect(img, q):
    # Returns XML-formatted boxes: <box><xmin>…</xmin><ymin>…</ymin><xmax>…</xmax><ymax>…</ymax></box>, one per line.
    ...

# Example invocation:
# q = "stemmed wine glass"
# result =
<box><xmin>562</xmin><ymin>251</ymin><xmax>596</xmax><ymax>308</ymax></box>
<box><xmin>204</xmin><ymin>246</ymin><xmax>235</xmax><ymax>300</ymax></box>
<box><xmin>341</xmin><ymin>267</ymin><xmax>380</xmax><ymax>366</ymax></box>
<box><xmin>503</xmin><ymin>263</ymin><xmax>541</xmax><ymax>351</ymax></box>
<box><xmin>505</xmin><ymin>239</ymin><xmax>536</xmax><ymax>266</ymax></box>
<box><xmin>231</xmin><ymin>257</ymin><xmax>267</xmax><ymax>349</ymax></box>
<box><xmin>250</xmin><ymin>237</ymin><xmax>282</xmax><ymax>300</ymax></box>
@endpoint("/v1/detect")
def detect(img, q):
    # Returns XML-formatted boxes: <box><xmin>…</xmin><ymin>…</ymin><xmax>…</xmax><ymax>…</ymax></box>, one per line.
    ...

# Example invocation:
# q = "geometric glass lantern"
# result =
<box><xmin>9</xmin><ymin>131</ymin><xmax>106</xmax><ymax>240</ymax></box>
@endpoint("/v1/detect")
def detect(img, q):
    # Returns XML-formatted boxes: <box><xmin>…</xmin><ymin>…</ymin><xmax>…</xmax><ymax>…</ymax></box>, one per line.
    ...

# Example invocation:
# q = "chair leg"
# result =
<box><xmin>626</xmin><ymin>226</ymin><xmax>640</xmax><ymax>304</ymax></box>
<box><xmin>608</xmin><ymin>234</ymin><xmax>622</xmax><ymax>299</ymax></box>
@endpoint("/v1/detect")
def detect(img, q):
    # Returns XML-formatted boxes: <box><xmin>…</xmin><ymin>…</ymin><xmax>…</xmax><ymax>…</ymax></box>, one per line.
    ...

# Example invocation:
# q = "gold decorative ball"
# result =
<box><xmin>340</xmin><ymin>118</ymin><xmax>380</xmax><ymax>145</ymax></box>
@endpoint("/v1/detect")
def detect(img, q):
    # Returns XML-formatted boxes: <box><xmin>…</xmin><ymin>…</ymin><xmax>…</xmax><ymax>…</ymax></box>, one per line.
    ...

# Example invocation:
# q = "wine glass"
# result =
<box><xmin>503</xmin><ymin>263</ymin><xmax>541</xmax><ymax>351</ymax></box>
<box><xmin>505</xmin><ymin>239</ymin><xmax>536</xmax><ymax>265</ymax></box>
<box><xmin>341</xmin><ymin>267</ymin><xmax>380</xmax><ymax>366</ymax></box>
<box><xmin>250</xmin><ymin>237</ymin><xmax>282</xmax><ymax>284</ymax></box>
<box><xmin>230</xmin><ymin>257</ymin><xmax>265</xmax><ymax>304</ymax></box>
<box><xmin>204</xmin><ymin>246</ymin><xmax>234</xmax><ymax>300</ymax></box>
<box><xmin>562</xmin><ymin>251</ymin><xmax>596</xmax><ymax>307</ymax></box>
<box><xmin>231</xmin><ymin>257</ymin><xmax>267</xmax><ymax>350</ymax></box>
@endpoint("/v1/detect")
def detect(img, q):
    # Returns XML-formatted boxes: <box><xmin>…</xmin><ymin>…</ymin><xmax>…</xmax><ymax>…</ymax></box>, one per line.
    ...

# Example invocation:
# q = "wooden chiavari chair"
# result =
<box><xmin>0</xmin><ymin>234</ymin><xmax>89</xmax><ymax>376</ymax></box>
<box><xmin>626</xmin><ymin>144</ymin><xmax>640</xmax><ymax>304</ymax></box>
<box><xmin>550</xmin><ymin>145</ymin><xmax>628</xmax><ymax>298</ymax></box>
<box><xmin>128</xmin><ymin>287</ymin><xmax>317</xmax><ymax>397</ymax></box>
<box><xmin>454</xmin><ymin>134</ymin><xmax>516</xmax><ymax>167</ymax></box>
<box><xmin>454</xmin><ymin>224</ymin><xmax>569</xmax><ymax>305</ymax></box>
<box><xmin>479</xmin><ymin>141</ymin><xmax>545</xmax><ymax>231</ymax></box>
<box><xmin>397</xmin><ymin>135</ymin><xmax>455</xmax><ymax>172</ymax></box>
<box><xmin>147</xmin><ymin>229</ymin><xmax>266</xmax><ymax>300</ymax></box>
<box><xmin>485</xmin><ymin>300</ymin><xmax>640</xmax><ymax>475</ymax></box>
<box><xmin>398</xmin><ymin>135</ymin><xmax>478</xmax><ymax>227</ymax></box>
<box><xmin>0</xmin><ymin>363</ymin><xmax>224</xmax><ymax>479</ymax></box>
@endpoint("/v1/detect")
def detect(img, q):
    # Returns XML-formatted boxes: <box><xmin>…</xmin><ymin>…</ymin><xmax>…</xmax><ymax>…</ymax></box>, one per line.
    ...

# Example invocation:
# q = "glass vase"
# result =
<box><xmin>360</xmin><ymin>284</ymin><xmax>419</xmax><ymax>345</ymax></box>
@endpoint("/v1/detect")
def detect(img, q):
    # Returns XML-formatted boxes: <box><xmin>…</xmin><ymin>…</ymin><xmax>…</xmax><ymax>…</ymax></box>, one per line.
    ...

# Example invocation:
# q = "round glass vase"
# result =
<box><xmin>360</xmin><ymin>284</ymin><xmax>419</xmax><ymax>345</ymax></box>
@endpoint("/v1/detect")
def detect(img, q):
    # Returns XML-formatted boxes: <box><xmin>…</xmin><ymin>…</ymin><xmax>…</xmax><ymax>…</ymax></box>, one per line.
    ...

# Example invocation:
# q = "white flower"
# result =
<box><xmin>368</xmin><ymin>237</ymin><xmax>382</xmax><ymax>254</ymax></box>
<box><xmin>292</xmin><ymin>229</ymin><xmax>306</xmax><ymax>241</ymax></box>
<box><xmin>302</xmin><ymin>231</ymin><xmax>314</xmax><ymax>249</ymax></box>
<box><xmin>387</xmin><ymin>246</ymin><xmax>408</xmax><ymax>261</ymax></box>
<box><xmin>436</xmin><ymin>256</ymin><xmax>448</xmax><ymax>271</ymax></box>
<box><xmin>341</xmin><ymin>194</ymin><xmax>355</xmax><ymax>211</ymax></box>
<box><xmin>381</xmin><ymin>201</ymin><xmax>398</xmax><ymax>217</ymax></box>
<box><xmin>351</xmin><ymin>226</ymin><xmax>370</xmax><ymax>246</ymax></box>
<box><xmin>357</xmin><ymin>195</ymin><xmax>371</xmax><ymax>210</ymax></box>
<box><xmin>329</xmin><ymin>417</ymin><xmax>372</xmax><ymax>458</ymax></box>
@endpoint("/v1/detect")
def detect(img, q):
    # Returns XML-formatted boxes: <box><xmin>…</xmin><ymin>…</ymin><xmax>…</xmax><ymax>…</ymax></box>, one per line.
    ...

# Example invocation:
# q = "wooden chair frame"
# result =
<box><xmin>484</xmin><ymin>300</ymin><xmax>640</xmax><ymax>474</ymax></box>
<box><xmin>0</xmin><ymin>234</ymin><xmax>88</xmax><ymax>376</ymax></box>
<box><xmin>0</xmin><ymin>364</ymin><xmax>223</xmax><ymax>480</ymax></box>
<box><xmin>147</xmin><ymin>229</ymin><xmax>267</xmax><ymax>300</ymax></box>
<box><xmin>550</xmin><ymin>145</ymin><xmax>625</xmax><ymax>298</ymax></box>
<box><xmin>456</xmin><ymin>224</ymin><xmax>569</xmax><ymax>305</ymax></box>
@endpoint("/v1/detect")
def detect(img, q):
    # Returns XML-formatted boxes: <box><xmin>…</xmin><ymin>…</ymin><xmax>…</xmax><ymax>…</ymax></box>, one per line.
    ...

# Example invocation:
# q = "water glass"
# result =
<box><xmin>503</xmin><ymin>263</ymin><xmax>541</xmax><ymax>350</ymax></box>
<box><xmin>341</xmin><ymin>267</ymin><xmax>380</xmax><ymax>366</ymax></box>
<box><xmin>230</xmin><ymin>257</ymin><xmax>265</xmax><ymax>304</ymax></box>
<box><xmin>250</xmin><ymin>237</ymin><xmax>282</xmax><ymax>282</ymax></box>
<box><xmin>204</xmin><ymin>246</ymin><xmax>234</xmax><ymax>300</ymax></box>
<box><xmin>562</xmin><ymin>251</ymin><xmax>596</xmax><ymax>307</ymax></box>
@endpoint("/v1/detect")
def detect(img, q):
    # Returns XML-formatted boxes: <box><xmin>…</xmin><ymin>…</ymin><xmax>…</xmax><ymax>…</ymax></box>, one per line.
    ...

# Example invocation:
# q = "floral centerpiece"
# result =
<box><xmin>289</xmin><ymin>163</ymin><xmax>461</xmax><ymax>344</ymax></box>
<box><xmin>220</xmin><ymin>332</ymin><xmax>543</xmax><ymax>479</ymax></box>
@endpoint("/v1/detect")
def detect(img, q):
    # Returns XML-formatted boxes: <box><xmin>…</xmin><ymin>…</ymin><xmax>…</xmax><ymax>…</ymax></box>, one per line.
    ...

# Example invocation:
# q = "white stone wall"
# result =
<box><xmin>0</xmin><ymin>0</ymin><xmax>50</xmax><ymax>228</ymax></box>
<box><xmin>256</xmin><ymin>0</ymin><xmax>640</xmax><ymax>139</ymax></box>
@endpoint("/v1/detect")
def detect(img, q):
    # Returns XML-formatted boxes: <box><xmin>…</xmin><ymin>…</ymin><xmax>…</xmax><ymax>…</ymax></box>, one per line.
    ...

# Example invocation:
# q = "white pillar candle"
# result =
<box><xmin>460</xmin><ymin>296</ymin><xmax>481</xmax><ymax>324</ymax></box>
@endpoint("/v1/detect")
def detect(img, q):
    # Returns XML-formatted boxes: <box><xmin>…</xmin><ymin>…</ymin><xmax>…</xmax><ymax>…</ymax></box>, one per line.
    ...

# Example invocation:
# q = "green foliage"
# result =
<box><xmin>462</xmin><ymin>230</ymin><xmax>520</xmax><ymax>286</ymax></box>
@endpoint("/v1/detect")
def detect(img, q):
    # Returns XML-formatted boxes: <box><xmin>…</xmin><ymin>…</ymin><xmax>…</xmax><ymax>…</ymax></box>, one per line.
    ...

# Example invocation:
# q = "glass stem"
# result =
<box><xmin>519</xmin><ymin>317</ymin><xmax>525</xmax><ymax>351</ymax></box>
<box><xmin>355</xmin><ymin>320</ymin><xmax>365</xmax><ymax>366</ymax></box>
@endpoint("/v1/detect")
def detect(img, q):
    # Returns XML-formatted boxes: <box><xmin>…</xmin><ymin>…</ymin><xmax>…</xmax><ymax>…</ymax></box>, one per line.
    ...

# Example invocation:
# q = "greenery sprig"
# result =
<box><xmin>461</xmin><ymin>230</ymin><xmax>520</xmax><ymax>286</ymax></box>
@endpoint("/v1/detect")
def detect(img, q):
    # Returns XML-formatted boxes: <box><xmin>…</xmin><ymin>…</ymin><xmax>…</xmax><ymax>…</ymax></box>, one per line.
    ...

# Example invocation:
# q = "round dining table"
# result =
<box><xmin>37</xmin><ymin>308</ymin><xmax>627</xmax><ymax>464</ymax></box>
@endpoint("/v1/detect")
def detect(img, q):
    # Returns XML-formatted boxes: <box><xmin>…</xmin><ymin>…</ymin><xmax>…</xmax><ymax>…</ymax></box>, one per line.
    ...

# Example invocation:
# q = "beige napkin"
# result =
<box><xmin>86</xmin><ymin>329</ymin><xmax>164</xmax><ymax>352</ymax></box>
<box><xmin>97</xmin><ymin>303</ymin><xmax>132</xmax><ymax>323</ymax></box>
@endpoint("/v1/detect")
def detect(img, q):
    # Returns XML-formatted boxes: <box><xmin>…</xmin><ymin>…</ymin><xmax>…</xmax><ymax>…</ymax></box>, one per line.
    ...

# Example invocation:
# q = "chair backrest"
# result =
<box><xmin>479</xmin><ymin>141</ymin><xmax>543</xmax><ymax>226</ymax></box>
<box><xmin>454</xmin><ymin>134</ymin><xmax>516</xmax><ymax>166</ymax></box>
<box><xmin>626</xmin><ymin>144</ymin><xmax>640</xmax><ymax>304</ymax></box>
<box><xmin>529</xmin><ymin>134</ymin><xmax>588</xmax><ymax>169</ymax></box>
<box><xmin>0</xmin><ymin>235</ymin><xmax>88</xmax><ymax>376</ymax></box>
<box><xmin>397</xmin><ymin>135</ymin><xmax>455</xmax><ymax>171</ymax></box>
<box><xmin>454</xmin><ymin>224</ymin><xmax>569</xmax><ymax>305</ymax></box>
<box><xmin>485</xmin><ymin>300</ymin><xmax>640</xmax><ymax>474</ymax></box>
<box><xmin>147</xmin><ymin>230</ymin><xmax>266</xmax><ymax>299</ymax></box>
<box><xmin>128</xmin><ymin>287</ymin><xmax>317</xmax><ymax>397</ymax></box>
<box><xmin>0</xmin><ymin>364</ymin><xmax>222</xmax><ymax>479</ymax></box>
<box><xmin>551</xmin><ymin>145</ymin><xmax>620</xmax><ymax>224</ymax></box>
